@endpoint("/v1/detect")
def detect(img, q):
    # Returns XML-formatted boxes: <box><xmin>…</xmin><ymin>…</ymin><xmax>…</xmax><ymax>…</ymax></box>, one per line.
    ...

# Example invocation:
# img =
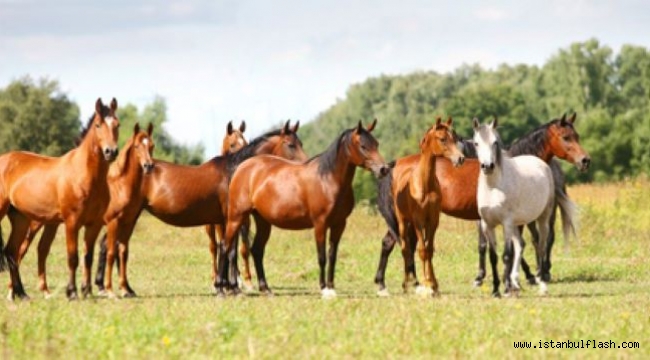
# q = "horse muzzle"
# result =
<box><xmin>480</xmin><ymin>162</ymin><xmax>495</xmax><ymax>175</ymax></box>
<box><xmin>143</xmin><ymin>162</ymin><xmax>155</xmax><ymax>174</ymax></box>
<box><xmin>453</xmin><ymin>155</ymin><xmax>465</xmax><ymax>168</ymax></box>
<box><xmin>103</xmin><ymin>147</ymin><xmax>119</xmax><ymax>162</ymax></box>
<box><xmin>371</xmin><ymin>164</ymin><xmax>391</xmax><ymax>178</ymax></box>
<box><xmin>576</xmin><ymin>156</ymin><xmax>591</xmax><ymax>172</ymax></box>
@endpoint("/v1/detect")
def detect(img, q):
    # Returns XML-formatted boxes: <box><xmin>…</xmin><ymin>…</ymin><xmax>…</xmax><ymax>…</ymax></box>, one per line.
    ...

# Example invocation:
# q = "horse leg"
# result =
<box><xmin>521</xmin><ymin>223</ymin><xmax>538</xmax><ymax>285</ymax></box>
<box><xmin>480</xmin><ymin>221</ymin><xmax>500</xmax><ymax>297</ymax></box>
<box><xmin>324</xmin><ymin>221</ymin><xmax>346</xmax><ymax>298</ymax></box>
<box><xmin>63</xmin><ymin>221</ymin><xmax>81</xmax><ymax>300</ymax></box>
<box><xmin>474</xmin><ymin>221</ymin><xmax>487</xmax><ymax>287</ymax></box>
<box><xmin>36</xmin><ymin>224</ymin><xmax>58</xmax><ymax>297</ymax></box>
<box><xmin>81</xmin><ymin>223</ymin><xmax>102</xmax><ymax>298</ymax></box>
<box><xmin>506</xmin><ymin>224</ymin><xmax>524</xmax><ymax>296</ymax></box>
<box><xmin>218</xmin><ymin>208</ymin><xmax>246</xmax><ymax>296</ymax></box>
<box><xmin>250</xmin><ymin>214</ymin><xmax>272</xmax><ymax>295</ymax></box>
<box><xmin>541</xmin><ymin>204</ymin><xmax>557</xmax><ymax>282</ymax></box>
<box><xmin>374</xmin><ymin>230</ymin><xmax>396</xmax><ymax>296</ymax></box>
<box><xmin>417</xmin><ymin>220</ymin><xmax>439</xmax><ymax>297</ymax></box>
<box><xmin>313</xmin><ymin>221</ymin><xmax>331</xmax><ymax>298</ymax></box>
<box><xmin>17</xmin><ymin>221</ymin><xmax>43</xmax><ymax>265</ymax></box>
<box><xmin>205</xmin><ymin>224</ymin><xmax>218</xmax><ymax>284</ymax></box>
<box><xmin>95</xmin><ymin>232</ymin><xmax>108</xmax><ymax>292</ymax></box>
<box><xmin>535</xmin><ymin>212</ymin><xmax>552</xmax><ymax>295</ymax></box>
<box><xmin>239</xmin><ymin>217</ymin><xmax>254</xmax><ymax>290</ymax></box>
<box><xmin>5</xmin><ymin>210</ymin><xmax>31</xmax><ymax>300</ymax></box>
<box><xmin>116</xmin><ymin>224</ymin><xmax>137</xmax><ymax>298</ymax></box>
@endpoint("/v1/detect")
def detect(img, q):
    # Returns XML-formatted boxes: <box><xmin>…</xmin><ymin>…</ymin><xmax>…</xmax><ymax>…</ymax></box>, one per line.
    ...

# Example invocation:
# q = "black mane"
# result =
<box><xmin>508</xmin><ymin>119</ymin><xmax>569</xmax><ymax>157</ymax></box>
<box><xmin>307</xmin><ymin>126</ymin><xmax>376</xmax><ymax>176</ymax></box>
<box><xmin>225</xmin><ymin>129</ymin><xmax>284</xmax><ymax>176</ymax></box>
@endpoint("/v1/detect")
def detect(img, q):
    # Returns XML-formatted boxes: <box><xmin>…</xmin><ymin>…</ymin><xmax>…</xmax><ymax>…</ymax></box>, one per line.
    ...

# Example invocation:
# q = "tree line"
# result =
<box><xmin>0</xmin><ymin>77</ymin><xmax>204</xmax><ymax>165</ymax></box>
<box><xmin>298</xmin><ymin>39</ymin><xmax>650</xmax><ymax>203</ymax></box>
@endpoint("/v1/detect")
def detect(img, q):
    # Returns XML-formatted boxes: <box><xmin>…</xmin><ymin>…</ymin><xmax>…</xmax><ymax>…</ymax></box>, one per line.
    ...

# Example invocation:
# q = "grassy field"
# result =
<box><xmin>1</xmin><ymin>179</ymin><xmax>649</xmax><ymax>359</ymax></box>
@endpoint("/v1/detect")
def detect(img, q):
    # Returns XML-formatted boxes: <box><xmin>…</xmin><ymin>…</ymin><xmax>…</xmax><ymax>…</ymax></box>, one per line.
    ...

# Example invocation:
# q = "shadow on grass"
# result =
<box><xmin>553</xmin><ymin>273</ymin><xmax>622</xmax><ymax>284</ymax></box>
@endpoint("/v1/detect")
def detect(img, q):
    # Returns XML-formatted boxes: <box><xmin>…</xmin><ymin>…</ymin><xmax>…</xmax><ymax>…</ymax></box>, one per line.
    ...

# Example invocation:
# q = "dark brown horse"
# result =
<box><xmin>15</xmin><ymin>123</ymin><xmax>155</xmax><ymax>298</ymax></box>
<box><xmin>0</xmin><ymin>98</ymin><xmax>120</xmax><ymax>300</ymax></box>
<box><xmin>217</xmin><ymin>120</ymin><xmax>390</xmax><ymax>298</ymax></box>
<box><xmin>97</xmin><ymin>121</ymin><xmax>307</xmax><ymax>297</ymax></box>
<box><xmin>391</xmin><ymin>117</ymin><xmax>464</xmax><ymax>296</ymax></box>
<box><xmin>375</xmin><ymin>114</ymin><xmax>590</xmax><ymax>296</ymax></box>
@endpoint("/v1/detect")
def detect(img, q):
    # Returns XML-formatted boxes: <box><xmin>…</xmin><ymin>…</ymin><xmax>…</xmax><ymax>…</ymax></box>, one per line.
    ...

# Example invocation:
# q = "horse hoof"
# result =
<box><xmin>527</xmin><ymin>277</ymin><xmax>538</xmax><ymax>286</ymax></box>
<box><xmin>415</xmin><ymin>285</ymin><xmax>434</xmax><ymax>297</ymax></box>
<box><xmin>538</xmin><ymin>282</ymin><xmax>548</xmax><ymax>296</ymax></box>
<box><xmin>321</xmin><ymin>288</ymin><xmax>337</xmax><ymax>299</ymax></box>
<box><xmin>376</xmin><ymin>288</ymin><xmax>390</xmax><ymax>297</ymax></box>
<box><xmin>473</xmin><ymin>279</ymin><xmax>483</xmax><ymax>287</ymax></box>
<box><xmin>215</xmin><ymin>289</ymin><xmax>226</xmax><ymax>298</ymax></box>
<box><xmin>491</xmin><ymin>291</ymin><xmax>501</xmax><ymax>298</ymax></box>
<box><xmin>67</xmin><ymin>291</ymin><xmax>79</xmax><ymax>301</ymax></box>
<box><xmin>260</xmin><ymin>288</ymin><xmax>274</xmax><ymax>297</ymax></box>
<box><xmin>122</xmin><ymin>291</ymin><xmax>137</xmax><ymax>299</ymax></box>
<box><xmin>242</xmin><ymin>281</ymin><xmax>255</xmax><ymax>292</ymax></box>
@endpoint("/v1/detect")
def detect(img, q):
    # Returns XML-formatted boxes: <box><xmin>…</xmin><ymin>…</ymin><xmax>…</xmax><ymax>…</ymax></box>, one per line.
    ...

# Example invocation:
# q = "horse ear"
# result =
<box><xmin>133</xmin><ymin>122</ymin><xmax>140</xmax><ymax>135</ymax></box>
<box><xmin>292</xmin><ymin>120</ymin><xmax>300</xmax><ymax>133</ymax></box>
<box><xmin>446</xmin><ymin>116</ymin><xmax>453</xmax><ymax>126</ymax></box>
<box><xmin>282</xmin><ymin>120</ymin><xmax>291</xmax><ymax>134</ymax></box>
<box><xmin>435</xmin><ymin>116</ymin><xmax>442</xmax><ymax>127</ymax></box>
<box><xmin>366</xmin><ymin>118</ymin><xmax>377</xmax><ymax>132</ymax></box>
<box><xmin>227</xmin><ymin>121</ymin><xmax>234</xmax><ymax>135</ymax></box>
<box><xmin>239</xmin><ymin>120</ymin><xmax>246</xmax><ymax>133</ymax></box>
<box><xmin>110</xmin><ymin>98</ymin><xmax>118</xmax><ymax>113</ymax></box>
<box><xmin>568</xmin><ymin>112</ymin><xmax>577</xmax><ymax>124</ymax></box>
<box><xmin>490</xmin><ymin>117</ymin><xmax>498</xmax><ymax>129</ymax></box>
<box><xmin>472</xmin><ymin>117</ymin><xmax>480</xmax><ymax>131</ymax></box>
<box><xmin>356</xmin><ymin>120</ymin><xmax>363</xmax><ymax>133</ymax></box>
<box><xmin>95</xmin><ymin>98</ymin><xmax>104</xmax><ymax>117</ymax></box>
<box><xmin>147</xmin><ymin>122</ymin><xmax>154</xmax><ymax>137</ymax></box>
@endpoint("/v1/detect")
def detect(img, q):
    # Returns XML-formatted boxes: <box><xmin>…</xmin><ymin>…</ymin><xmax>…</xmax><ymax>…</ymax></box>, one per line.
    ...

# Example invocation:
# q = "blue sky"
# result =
<box><xmin>1</xmin><ymin>0</ymin><xmax>649</xmax><ymax>155</ymax></box>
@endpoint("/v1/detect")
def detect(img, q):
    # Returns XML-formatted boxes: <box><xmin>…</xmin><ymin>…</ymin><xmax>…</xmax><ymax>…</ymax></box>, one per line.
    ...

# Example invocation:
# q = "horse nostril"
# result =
<box><xmin>582</xmin><ymin>157</ymin><xmax>591</xmax><ymax>165</ymax></box>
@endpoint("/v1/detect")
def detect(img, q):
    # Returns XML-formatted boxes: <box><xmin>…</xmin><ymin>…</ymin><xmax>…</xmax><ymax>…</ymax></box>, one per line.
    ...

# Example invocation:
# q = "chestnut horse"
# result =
<box><xmin>15</xmin><ymin>123</ymin><xmax>155</xmax><ymax>298</ymax></box>
<box><xmin>96</xmin><ymin>121</ymin><xmax>307</xmax><ymax>297</ymax></box>
<box><xmin>217</xmin><ymin>120</ymin><xmax>390</xmax><ymax>298</ymax></box>
<box><xmin>391</xmin><ymin>117</ymin><xmax>464</xmax><ymax>296</ymax></box>
<box><xmin>93</xmin><ymin>120</ymin><xmax>250</xmax><ymax>294</ymax></box>
<box><xmin>0</xmin><ymin>98</ymin><xmax>120</xmax><ymax>300</ymax></box>
<box><xmin>375</xmin><ymin>114</ymin><xmax>590</xmax><ymax>296</ymax></box>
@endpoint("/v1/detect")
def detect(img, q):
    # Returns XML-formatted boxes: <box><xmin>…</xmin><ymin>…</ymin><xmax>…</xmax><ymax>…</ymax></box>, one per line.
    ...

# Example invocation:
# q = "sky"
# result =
<box><xmin>1</xmin><ymin>0</ymin><xmax>649</xmax><ymax>156</ymax></box>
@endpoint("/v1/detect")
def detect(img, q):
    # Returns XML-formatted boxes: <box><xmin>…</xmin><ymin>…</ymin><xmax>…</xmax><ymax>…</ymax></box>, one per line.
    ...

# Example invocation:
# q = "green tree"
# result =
<box><xmin>117</xmin><ymin>96</ymin><xmax>204</xmax><ymax>165</ymax></box>
<box><xmin>0</xmin><ymin>77</ymin><xmax>80</xmax><ymax>155</ymax></box>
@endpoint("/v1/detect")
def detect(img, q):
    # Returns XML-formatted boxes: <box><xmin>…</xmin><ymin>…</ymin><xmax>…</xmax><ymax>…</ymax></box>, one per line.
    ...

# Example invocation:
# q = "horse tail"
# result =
<box><xmin>556</xmin><ymin>185</ymin><xmax>578</xmax><ymax>243</ymax></box>
<box><xmin>376</xmin><ymin>162</ymin><xmax>398</xmax><ymax>239</ymax></box>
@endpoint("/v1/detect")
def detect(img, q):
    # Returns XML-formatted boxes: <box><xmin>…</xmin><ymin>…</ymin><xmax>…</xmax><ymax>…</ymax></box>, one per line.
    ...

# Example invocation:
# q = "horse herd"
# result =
<box><xmin>0</xmin><ymin>98</ymin><xmax>591</xmax><ymax>301</ymax></box>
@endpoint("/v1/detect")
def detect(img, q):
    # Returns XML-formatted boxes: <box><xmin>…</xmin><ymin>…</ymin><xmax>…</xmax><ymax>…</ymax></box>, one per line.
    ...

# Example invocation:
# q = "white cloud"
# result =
<box><xmin>474</xmin><ymin>7</ymin><xmax>510</xmax><ymax>22</ymax></box>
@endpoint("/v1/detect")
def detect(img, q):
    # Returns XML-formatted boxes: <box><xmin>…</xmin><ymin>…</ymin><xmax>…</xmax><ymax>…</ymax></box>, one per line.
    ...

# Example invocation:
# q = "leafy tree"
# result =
<box><xmin>0</xmin><ymin>77</ymin><xmax>80</xmax><ymax>155</ymax></box>
<box><xmin>116</xmin><ymin>96</ymin><xmax>204</xmax><ymax>165</ymax></box>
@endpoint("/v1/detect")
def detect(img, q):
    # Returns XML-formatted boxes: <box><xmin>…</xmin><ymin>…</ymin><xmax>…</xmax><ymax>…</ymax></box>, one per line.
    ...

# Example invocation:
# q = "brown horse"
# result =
<box><xmin>391</xmin><ymin>117</ymin><xmax>464</xmax><ymax>296</ymax></box>
<box><xmin>217</xmin><ymin>120</ymin><xmax>390</xmax><ymax>298</ymax></box>
<box><xmin>375</xmin><ymin>114</ymin><xmax>590</xmax><ymax>296</ymax></box>
<box><xmin>15</xmin><ymin>123</ymin><xmax>155</xmax><ymax>298</ymax></box>
<box><xmin>97</xmin><ymin>120</ymin><xmax>307</xmax><ymax>297</ymax></box>
<box><xmin>0</xmin><ymin>98</ymin><xmax>120</xmax><ymax>300</ymax></box>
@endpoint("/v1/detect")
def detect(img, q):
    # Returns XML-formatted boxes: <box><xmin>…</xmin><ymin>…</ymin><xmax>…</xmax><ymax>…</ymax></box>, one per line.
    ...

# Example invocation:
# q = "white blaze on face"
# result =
<box><xmin>238</xmin><ymin>137</ymin><xmax>245</xmax><ymax>147</ymax></box>
<box><xmin>105</xmin><ymin>116</ymin><xmax>117</xmax><ymax>128</ymax></box>
<box><xmin>143</xmin><ymin>138</ymin><xmax>149</xmax><ymax>147</ymax></box>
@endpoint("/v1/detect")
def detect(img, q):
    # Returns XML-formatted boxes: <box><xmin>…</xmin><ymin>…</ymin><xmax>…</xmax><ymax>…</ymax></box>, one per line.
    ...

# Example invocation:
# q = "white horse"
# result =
<box><xmin>473</xmin><ymin>118</ymin><xmax>572</xmax><ymax>297</ymax></box>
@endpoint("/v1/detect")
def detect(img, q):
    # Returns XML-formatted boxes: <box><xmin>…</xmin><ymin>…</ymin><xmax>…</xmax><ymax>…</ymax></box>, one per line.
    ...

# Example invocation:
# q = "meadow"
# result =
<box><xmin>1</xmin><ymin>179</ymin><xmax>648</xmax><ymax>359</ymax></box>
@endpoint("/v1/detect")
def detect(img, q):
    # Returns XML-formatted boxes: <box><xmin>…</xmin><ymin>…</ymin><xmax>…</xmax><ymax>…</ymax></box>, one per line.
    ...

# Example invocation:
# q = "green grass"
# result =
<box><xmin>1</xmin><ymin>179</ymin><xmax>649</xmax><ymax>359</ymax></box>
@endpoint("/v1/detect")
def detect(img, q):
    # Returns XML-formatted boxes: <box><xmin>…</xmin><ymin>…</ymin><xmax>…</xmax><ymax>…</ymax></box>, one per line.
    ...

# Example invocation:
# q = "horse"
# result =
<box><xmin>473</xmin><ymin>117</ymin><xmax>574</xmax><ymax>296</ymax></box>
<box><xmin>95</xmin><ymin>120</ymin><xmax>307</xmax><ymax>297</ymax></box>
<box><xmin>374</xmin><ymin>114</ymin><xmax>589</xmax><ymax>296</ymax></box>
<box><xmin>0</xmin><ymin>98</ymin><xmax>120</xmax><ymax>300</ymax></box>
<box><xmin>14</xmin><ymin>123</ymin><xmax>155</xmax><ymax>298</ymax></box>
<box><xmin>391</xmin><ymin>117</ymin><xmax>464</xmax><ymax>296</ymax></box>
<box><xmin>216</xmin><ymin>120</ymin><xmax>390</xmax><ymax>298</ymax></box>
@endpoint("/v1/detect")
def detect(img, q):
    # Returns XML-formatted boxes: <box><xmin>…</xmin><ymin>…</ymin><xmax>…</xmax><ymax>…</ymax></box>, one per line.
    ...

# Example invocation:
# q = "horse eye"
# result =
<box><xmin>563</xmin><ymin>136</ymin><xmax>571</xmax><ymax>141</ymax></box>
<box><xmin>288</xmin><ymin>143</ymin><xmax>296</xmax><ymax>149</ymax></box>
<box><xmin>95</xmin><ymin>123</ymin><xmax>101</xmax><ymax>128</ymax></box>
<box><xmin>440</xmin><ymin>138</ymin><xmax>447</xmax><ymax>144</ymax></box>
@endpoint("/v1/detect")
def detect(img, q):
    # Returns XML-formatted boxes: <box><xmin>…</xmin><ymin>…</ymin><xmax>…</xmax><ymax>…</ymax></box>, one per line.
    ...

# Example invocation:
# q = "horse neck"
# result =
<box><xmin>412</xmin><ymin>150</ymin><xmax>438</xmax><ymax>193</ymax></box>
<box><xmin>510</xmin><ymin>128</ymin><xmax>554</xmax><ymax>163</ymax></box>
<box><xmin>328</xmin><ymin>146</ymin><xmax>357</xmax><ymax>191</ymax></box>
<box><xmin>73</xmin><ymin>131</ymin><xmax>111</xmax><ymax>182</ymax></box>
<box><xmin>112</xmin><ymin>144</ymin><xmax>144</xmax><ymax>189</ymax></box>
